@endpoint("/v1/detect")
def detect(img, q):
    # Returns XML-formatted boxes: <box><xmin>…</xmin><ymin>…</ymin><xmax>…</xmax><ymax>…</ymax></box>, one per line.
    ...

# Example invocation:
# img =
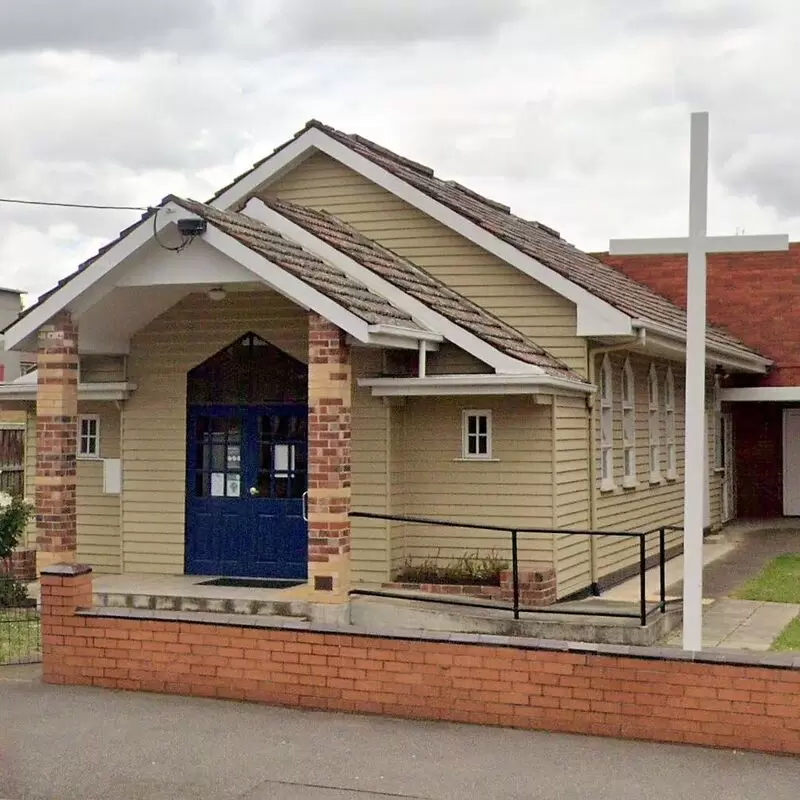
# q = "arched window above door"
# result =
<box><xmin>187</xmin><ymin>332</ymin><xmax>307</xmax><ymax>405</ymax></box>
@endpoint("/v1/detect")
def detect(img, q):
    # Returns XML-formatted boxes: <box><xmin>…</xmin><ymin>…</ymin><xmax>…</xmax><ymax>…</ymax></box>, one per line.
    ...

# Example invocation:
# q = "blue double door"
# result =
<box><xmin>185</xmin><ymin>405</ymin><xmax>308</xmax><ymax>579</ymax></box>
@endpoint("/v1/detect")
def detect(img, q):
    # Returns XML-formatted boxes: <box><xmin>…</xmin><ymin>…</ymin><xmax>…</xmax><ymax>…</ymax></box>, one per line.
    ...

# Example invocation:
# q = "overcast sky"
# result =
<box><xmin>1</xmin><ymin>0</ymin><xmax>797</xmax><ymax>303</ymax></box>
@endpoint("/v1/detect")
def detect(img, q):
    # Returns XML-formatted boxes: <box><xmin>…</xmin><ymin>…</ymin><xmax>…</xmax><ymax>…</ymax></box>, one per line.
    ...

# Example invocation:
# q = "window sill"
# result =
<box><xmin>77</xmin><ymin>455</ymin><xmax>102</xmax><ymax>461</ymax></box>
<box><xmin>622</xmin><ymin>476</ymin><xmax>638</xmax><ymax>490</ymax></box>
<box><xmin>453</xmin><ymin>457</ymin><xmax>500</xmax><ymax>463</ymax></box>
<box><xmin>599</xmin><ymin>479</ymin><xmax>616</xmax><ymax>493</ymax></box>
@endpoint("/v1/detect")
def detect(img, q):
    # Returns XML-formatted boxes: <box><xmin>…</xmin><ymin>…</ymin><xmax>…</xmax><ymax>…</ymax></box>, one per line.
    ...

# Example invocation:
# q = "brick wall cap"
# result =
<box><xmin>41</xmin><ymin>563</ymin><xmax>92</xmax><ymax>577</ymax></box>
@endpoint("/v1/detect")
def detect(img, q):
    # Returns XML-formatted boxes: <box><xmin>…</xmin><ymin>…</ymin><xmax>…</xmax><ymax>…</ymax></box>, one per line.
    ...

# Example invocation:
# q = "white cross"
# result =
<box><xmin>609</xmin><ymin>112</ymin><xmax>788</xmax><ymax>651</ymax></box>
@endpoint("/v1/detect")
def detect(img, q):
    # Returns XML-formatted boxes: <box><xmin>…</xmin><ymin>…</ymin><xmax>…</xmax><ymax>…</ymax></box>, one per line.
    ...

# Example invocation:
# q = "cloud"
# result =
<box><xmin>266</xmin><ymin>0</ymin><xmax>526</xmax><ymax>47</ymax></box>
<box><xmin>1</xmin><ymin>0</ymin><xmax>800</xmax><ymax>305</ymax></box>
<box><xmin>0</xmin><ymin>0</ymin><xmax>216</xmax><ymax>54</ymax></box>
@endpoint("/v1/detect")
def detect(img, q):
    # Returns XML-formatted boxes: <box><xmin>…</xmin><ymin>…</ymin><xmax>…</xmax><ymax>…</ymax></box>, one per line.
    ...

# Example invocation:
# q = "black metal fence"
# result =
<box><xmin>350</xmin><ymin>511</ymin><xmax>678</xmax><ymax>626</ymax></box>
<box><xmin>0</xmin><ymin>604</ymin><xmax>41</xmax><ymax>665</ymax></box>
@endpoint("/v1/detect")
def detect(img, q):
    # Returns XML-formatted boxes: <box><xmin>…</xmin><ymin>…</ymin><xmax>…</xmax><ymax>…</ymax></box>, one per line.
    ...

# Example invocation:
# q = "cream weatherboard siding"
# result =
<box><xmin>387</xmin><ymin>396</ymin><xmax>555</xmax><ymax>576</ymax></box>
<box><xmin>552</xmin><ymin>393</ymin><xmax>592</xmax><ymax>597</ymax></box>
<box><xmin>75</xmin><ymin>401</ymin><xmax>122</xmax><ymax>572</ymax></box>
<box><xmin>119</xmin><ymin>289</ymin><xmax>391</xmax><ymax>582</ymax></box>
<box><xmin>262</xmin><ymin>152</ymin><xmax>587</xmax><ymax>376</ymax></box>
<box><xmin>349</xmin><ymin>348</ymin><xmax>392</xmax><ymax>585</ymax></box>
<box><xmin>24</xmin><ymin>401</ymin><xmax>122</xmax><ymax>572</ymax></box>
<box><xmin>121</xmin><ymin>290</ymin><xmax>309</xmax><ymax>575</ymax></box>
<box><xmin>590</xmin><ymin>353</ymin><xmax>722</xmax><ymax>584</ymax></box>
<box><xmin>80</xmin><ymin>355</ymin><xmax>126</xmax><ymax>383</ymax></box>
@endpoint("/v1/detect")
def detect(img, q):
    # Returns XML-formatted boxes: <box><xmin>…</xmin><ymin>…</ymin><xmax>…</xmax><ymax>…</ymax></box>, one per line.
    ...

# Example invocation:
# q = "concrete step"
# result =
<box><xmin>92</xmin><ymin>591</ymin><xmax>311</xmax><ymax>620</ymax></box>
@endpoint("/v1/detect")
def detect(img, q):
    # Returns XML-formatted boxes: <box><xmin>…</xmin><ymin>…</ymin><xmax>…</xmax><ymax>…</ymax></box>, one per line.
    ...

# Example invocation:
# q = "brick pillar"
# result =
<box><xmin>40</xmin><ymin>563</ymin><xmax>93</xmax><ymax>685</ymax></box>
<box><xmin>307</xmin><ymin>314</ymin><xmax>352</xmax><ymax>601</ymax></box>
<box><xmin>35</xmin><ymin>312</ymin><xmax>79</xmax><ymax>573</ymax></box>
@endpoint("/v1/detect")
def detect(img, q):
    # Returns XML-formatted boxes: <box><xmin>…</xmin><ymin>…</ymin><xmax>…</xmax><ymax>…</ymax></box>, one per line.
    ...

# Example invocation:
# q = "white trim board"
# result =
<box><xmin>721</xmin><ymin>386</ymin><xmax>800</xmax><ymax>402</ymax></box>
<box><xmin>214</xmin><ymin>127</ymin><xmax>634</xmax><ymax>338</ymax></box>
<box><xmin>358</xmin><ymin>373</ymin><xmax>592</xmax><ymax>397</ymax></box>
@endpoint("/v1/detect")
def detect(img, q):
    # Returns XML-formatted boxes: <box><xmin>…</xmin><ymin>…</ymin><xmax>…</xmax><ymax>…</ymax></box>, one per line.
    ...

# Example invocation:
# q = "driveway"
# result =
<box><xmin>1</xmin><ymin>666</ymin><xmax>799</xmax><ymax>800</ymax></box>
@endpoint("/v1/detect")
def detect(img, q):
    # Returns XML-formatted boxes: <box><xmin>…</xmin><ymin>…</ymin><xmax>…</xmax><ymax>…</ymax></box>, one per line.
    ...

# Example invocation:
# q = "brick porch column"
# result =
<box><xmin>35</xmin><ymin>312</ymin><xmax>79</xmax><ymax>573</ymax></box>
<box><xmin>307</xmin><ymin>314</ymin><xmax>352</xmax><ymax>600</ymax></box>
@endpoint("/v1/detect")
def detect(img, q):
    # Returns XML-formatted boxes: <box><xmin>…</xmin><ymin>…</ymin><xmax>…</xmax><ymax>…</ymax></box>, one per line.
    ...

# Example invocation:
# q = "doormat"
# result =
<box><xmin>196</xmin><ymin>578</ymin><xmax>306</xmax><ymax>589</ymax></box>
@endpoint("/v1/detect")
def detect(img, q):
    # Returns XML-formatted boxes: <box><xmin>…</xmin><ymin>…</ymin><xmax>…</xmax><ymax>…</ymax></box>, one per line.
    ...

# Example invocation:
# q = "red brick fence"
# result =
<box><xmin>41</xmin><ymin>565</ymin><xmax>800</xmax><ymax>756</ymax></box>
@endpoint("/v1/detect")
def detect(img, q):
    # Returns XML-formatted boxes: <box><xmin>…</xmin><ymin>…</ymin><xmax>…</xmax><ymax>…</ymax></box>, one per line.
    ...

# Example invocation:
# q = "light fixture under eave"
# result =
<box><xmin>207</xmin><ymin>287</ymin><xmax>227</xmax><ymax>302</ymax></box>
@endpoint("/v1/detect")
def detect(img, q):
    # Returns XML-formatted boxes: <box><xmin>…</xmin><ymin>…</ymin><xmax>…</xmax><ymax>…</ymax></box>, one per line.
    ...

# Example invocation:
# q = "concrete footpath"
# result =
<box><xmin>2</xmin><ymin>666</ymin><xmax>799</xmax><ymax>800</ymax></box>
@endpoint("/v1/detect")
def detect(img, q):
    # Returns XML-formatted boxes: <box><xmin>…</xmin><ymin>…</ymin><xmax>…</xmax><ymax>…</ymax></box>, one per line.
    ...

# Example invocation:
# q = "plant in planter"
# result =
<box><xmin>394</xmin><ymin>550</ymin><xmax>510</xmax><ymax>587</ymax></box>
<box><xmin>0</xmin><ymin>493</ymin><xmax>35</xmax><ymax>609</ymax></box>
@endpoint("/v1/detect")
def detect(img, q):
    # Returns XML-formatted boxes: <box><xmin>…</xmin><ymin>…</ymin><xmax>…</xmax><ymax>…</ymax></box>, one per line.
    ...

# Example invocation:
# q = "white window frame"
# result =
<box><xmin>78</xmin><ymin>415</ymin><xmax>101</xmax><ymax>459</ymax></box>
<box><xmin>665</xmin><ymin>367</ymin><xmax>677</xmax><ymax>480</ymax></box>
<box><xmin>648</xmin><ymin>364</ymin><xmax>661</xmax><ymax>484</ymax></box>
<box><xmin>599</xmin><ymin>355</ymin><xmax>614</xmax><ymax>492</ymax></box>
<box><xmin>621</xmin><ymin>359</ymin><xmax>637</xmax><ymax>488</ymax></box>
<box><xmin>461</xmin><ymin>410</ymin><xmax>493</xmax><ymax>460</ymax></box>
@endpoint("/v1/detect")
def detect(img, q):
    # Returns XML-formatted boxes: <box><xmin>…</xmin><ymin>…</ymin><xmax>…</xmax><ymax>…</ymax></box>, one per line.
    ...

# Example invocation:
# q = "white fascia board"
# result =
<box><xmin>358</xmin><ymin>373</ymin><xmax>592</xmax><ymax>398</ymax></box>
<box><xmin>201</xmin><ymin>224</ymin><xmax>372</xmax><ymax>344</ymax></box>
<box><xmin>0</xmin><ymin>381</ymin><xmax>137</xmax><ymax>401</ymax></box>
<box><xmin>610</xmin><ymin>234</ymin><xmax>789</xmax><ymax>256</ymax></box>
<box><xmin>3</xmin><ymin>202</ymin><xmax>185</xmax><ymax>351</ymax></box>
<box><xmin>721</xmin><ymin>386</ymin><xmax>800</xmax><ymax>402</ymax></box>
<box><xmin>245</xmin><ymin>197</ymin><xmax>540</xmax><ymax>374</ymax></box>
<box><xmin>636</xmin><ymin>322</ymin><xmax>770</xmax><ymax>374</ymax></box>
<box><xmin>366</xmin><ymin>324</ymin><xmax>443</xmax><ymax>344</ymax></box>
<box><xmin>222</xmin><ymin>130</ymin><xmax>633</xmax><ymax>338</ymax></box>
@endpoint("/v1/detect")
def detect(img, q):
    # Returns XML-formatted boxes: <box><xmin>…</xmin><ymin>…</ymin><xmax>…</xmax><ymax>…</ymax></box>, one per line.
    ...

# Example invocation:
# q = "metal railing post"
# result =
<box><xmin>659</xmin><ymin>527</ymin><xmax>666</xmax><ymax>614</ymax></box>
<box><xmin>639</xmin><ymin>535</ymin><xmax>647</xmax><ymax>626</ymax></box>
<box><xmin>511</xmin><ymin>530</ymin><xmax>520</xmax><ymax>620</ymax></box>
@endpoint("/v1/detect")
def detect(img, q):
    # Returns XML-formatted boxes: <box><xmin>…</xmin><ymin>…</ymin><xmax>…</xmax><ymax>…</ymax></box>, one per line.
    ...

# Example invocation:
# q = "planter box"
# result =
<box><xmin>385</xmin><ymin>566</ymin><xmax>557</xmax><ymax>607</ymax></box>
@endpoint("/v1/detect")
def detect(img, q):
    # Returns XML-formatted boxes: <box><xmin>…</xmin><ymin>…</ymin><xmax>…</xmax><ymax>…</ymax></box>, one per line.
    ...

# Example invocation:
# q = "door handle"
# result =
<box><xmin>302</xmin><ymin>491</ymin><xmax>308</xmax><ymax>522</ymax></box>
<box><xmin>249</xmin><ymin>486</ymin><xmax>259</xmax><ymax>497</ymax></box>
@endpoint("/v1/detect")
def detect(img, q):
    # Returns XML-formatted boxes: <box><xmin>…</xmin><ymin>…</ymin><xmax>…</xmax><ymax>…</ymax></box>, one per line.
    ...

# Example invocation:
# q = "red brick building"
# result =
<box><xmin>599</xmin><ymin>245</ymin><xmax>800</xmax><ymax>519</ymax></box>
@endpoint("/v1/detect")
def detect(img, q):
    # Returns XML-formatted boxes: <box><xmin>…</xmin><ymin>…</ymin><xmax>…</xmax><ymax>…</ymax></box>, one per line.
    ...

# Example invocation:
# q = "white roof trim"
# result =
<box><xmin>245</xmin><ymin>197</ymin><xmax>546</xmax><ymax>375</ymax></box>
<box><xmin>358</xmin><ymin>373</ymin><xmax>592</xmax><ymax>397</ymax></box>
<box><xmin>201</xmin><ymin>224</ymin><xmax>375</xmax><ymax>343</ymax></box>
<box><xmin>721</xmin><ymin>386</ymin><xmax>800</xmax><ymax>402</ymax></box>
<box><xmin>0</xmin><ymin>380</ymin><xmax>136</xmax><ymax>401</ymax></box>
<box><xmin>3</xmin><ymin>202</ymin><xmax>186</xmax><ymax>351</ymax></box>
<box><xmin>634</xmin><ymin>320</ymin><xmax>770</xmax><ymax>374</ymax></box>
<box><xmin>5</xmin><ymin>195</ymin><xmax>422</xmax><ymax>353</ymax></box>
<box><xmin>216</xmin><ymin>128</ymin><xmax>634</xmax><ymax>338</ymax></box>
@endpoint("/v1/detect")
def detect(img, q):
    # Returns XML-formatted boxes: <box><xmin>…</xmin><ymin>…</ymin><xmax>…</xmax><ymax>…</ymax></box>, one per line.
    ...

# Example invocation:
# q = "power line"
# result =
<box><xmin>0</xmin><ymin>197</ymin><xmax>149</xmax><ymax>211</ymax></box>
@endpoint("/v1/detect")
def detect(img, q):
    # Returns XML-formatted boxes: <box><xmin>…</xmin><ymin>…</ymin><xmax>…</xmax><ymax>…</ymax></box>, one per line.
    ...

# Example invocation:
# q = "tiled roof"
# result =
<box><xmin>240</xmin><ymin>120</ymin><xmax>761</xmax><ymax>363</ymax></box>
<box><xmin>173</xmin><ymin>198</ymin><xmax>420</xmax><ymax>331</ymax></box>
<box><xmin>261</xmin><ymin>196</ymin><xmax>580</xmax><ymax>380</ymax></box>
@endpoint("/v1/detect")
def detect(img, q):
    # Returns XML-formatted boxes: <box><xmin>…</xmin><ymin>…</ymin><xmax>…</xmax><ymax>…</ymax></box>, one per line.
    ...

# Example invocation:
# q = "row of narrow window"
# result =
<box><xmin>598</xmin><ymin>356</ymin><xmax>676</xmax><ymax>490</ymax></box>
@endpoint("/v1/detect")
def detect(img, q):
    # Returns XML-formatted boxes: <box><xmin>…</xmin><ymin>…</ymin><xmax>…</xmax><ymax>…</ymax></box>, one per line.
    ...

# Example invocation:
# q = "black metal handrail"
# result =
<box><xmin>350</xmin><ymin>511</ymin><xmax>681</xmax><ymax>626</ymax></box>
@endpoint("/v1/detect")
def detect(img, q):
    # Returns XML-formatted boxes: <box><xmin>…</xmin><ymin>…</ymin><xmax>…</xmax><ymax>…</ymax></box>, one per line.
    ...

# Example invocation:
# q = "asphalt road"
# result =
<box><xmin>2</xmin><ymin>665</ymin><xmax>799</xmax><ymax>800</ymax></box>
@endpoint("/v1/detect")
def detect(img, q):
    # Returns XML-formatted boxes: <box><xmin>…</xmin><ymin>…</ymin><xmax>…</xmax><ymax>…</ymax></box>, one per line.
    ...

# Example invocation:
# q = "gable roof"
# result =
<box><xmin>258</xmin><ymin>196</ymin><xmax>575</xmax><ymax>379</ymax></box>
<box><xmin>210</xmin><ymin>120</ymin><xmax>766</xmax><ymax>368</ymax></box>
<box><xmin>175</xmin><ymin>197</ymin><xmax>420</xmax><ymax>332</ymax></box>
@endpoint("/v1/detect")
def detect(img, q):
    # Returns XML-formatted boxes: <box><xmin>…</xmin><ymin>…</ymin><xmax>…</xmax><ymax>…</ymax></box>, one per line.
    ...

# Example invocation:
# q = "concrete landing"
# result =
<box><xmin>350</xmin><ymin>593</ymin><xmax>680</xmax><ymax>646</ymax></box>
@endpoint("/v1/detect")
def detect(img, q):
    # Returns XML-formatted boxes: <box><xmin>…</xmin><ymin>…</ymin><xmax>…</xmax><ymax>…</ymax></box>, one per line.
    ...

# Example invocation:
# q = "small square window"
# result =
<box><xmin>78</xmin><ymin>416</ymin><xmax>100</xmax><ymax>458</ymax></box>
<box><xmin>462</xmin><ymin>410</ymin><xmax>492</xmax><ymax>459</ymax></box>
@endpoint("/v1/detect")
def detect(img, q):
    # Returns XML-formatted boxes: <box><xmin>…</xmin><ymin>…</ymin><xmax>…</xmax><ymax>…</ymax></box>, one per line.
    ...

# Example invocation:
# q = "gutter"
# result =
<box><xmin>632</xmin><ymin>319</ymin><xmax>771</xmax><ymax>373</ymax></box>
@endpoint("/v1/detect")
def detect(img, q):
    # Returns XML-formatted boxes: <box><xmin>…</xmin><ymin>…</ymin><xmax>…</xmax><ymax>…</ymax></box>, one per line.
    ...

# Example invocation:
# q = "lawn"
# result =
<box><xmin>733</xmin><ymin>553</ymin><xmax>800</xmax><ymax>603</ymax></box>
<box><xmin>771</xmin><ymin>617</ymin><xmax>800</xmax><ymax>652</ymax></box>
<box><xmin>0</xmin><ymin>609</ymin><xmax>41</xmax><ymax>664</ymax></box>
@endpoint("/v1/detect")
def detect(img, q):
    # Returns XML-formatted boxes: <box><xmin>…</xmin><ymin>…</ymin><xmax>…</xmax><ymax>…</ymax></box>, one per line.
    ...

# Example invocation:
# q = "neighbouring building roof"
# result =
<box><xmin>173</xmin><ymin>197</ymin><xmax>421</xmax><ymax>332</ymax></box>
<box><xmin>216</xmin><ymin>119</ymin><xmax>762</xmax><ymax>363</ymax></box>
<box><xmin>260</xmin><ymin>196</ymin><xmax>577</xmax><ymax>379</ymax></box>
